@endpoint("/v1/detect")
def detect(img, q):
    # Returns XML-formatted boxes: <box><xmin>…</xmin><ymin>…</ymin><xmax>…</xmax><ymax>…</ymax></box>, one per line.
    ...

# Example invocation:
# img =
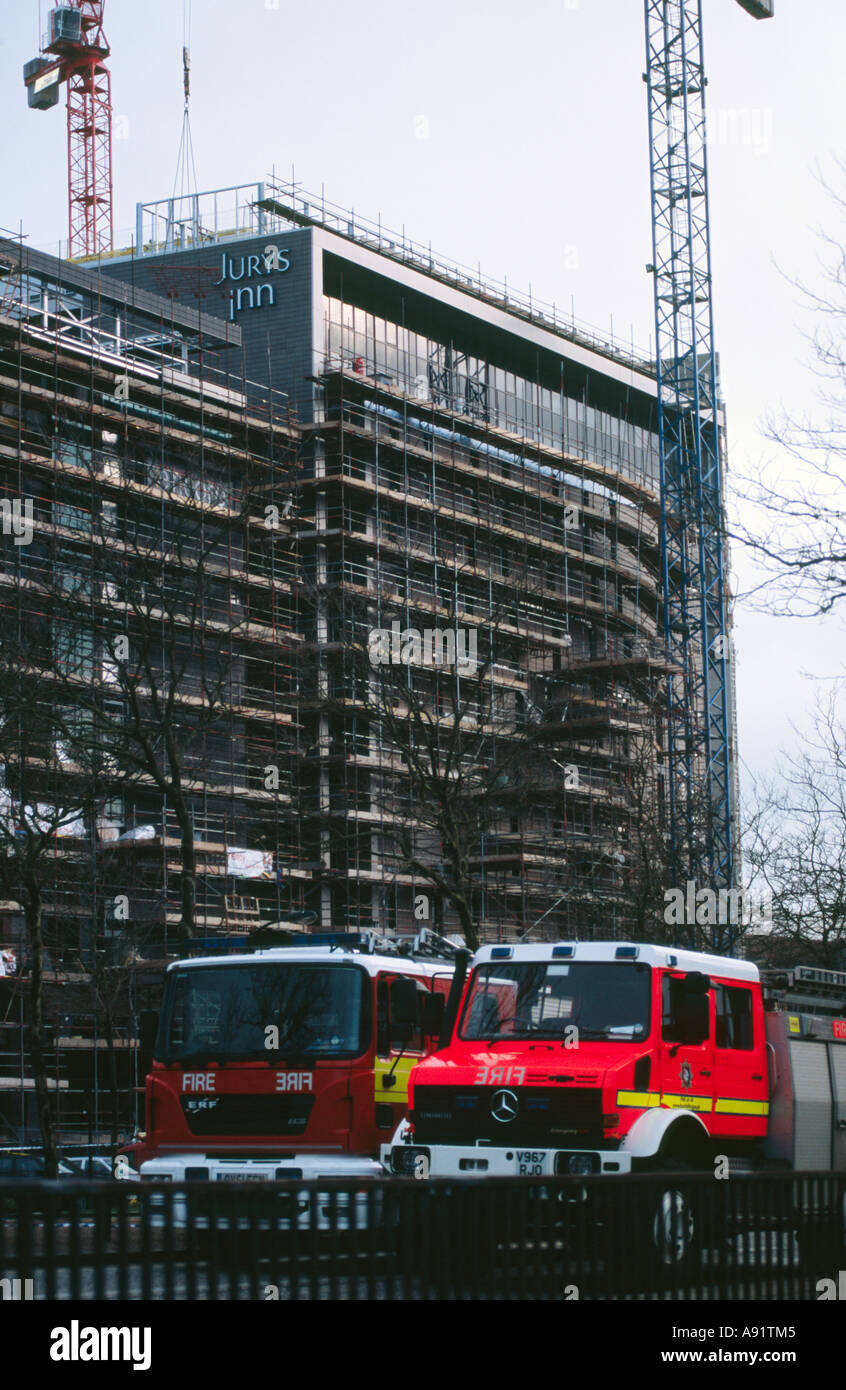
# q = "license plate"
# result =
<box><xmin>215</xmin><ymin>1173</ymin><xmax>268</xmax><ymax>1182</ymax></box>
<box><xmin>515</xmin><ymin>1151</ymin><xmax>546</xmax><ymax>1175</ymax></box>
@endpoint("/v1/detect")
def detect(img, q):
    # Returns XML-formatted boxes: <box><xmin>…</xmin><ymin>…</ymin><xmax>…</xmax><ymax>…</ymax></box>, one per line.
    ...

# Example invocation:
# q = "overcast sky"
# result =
<box><xmin>2</xmin><ymin>0</ymin><xmax>845</xmax><ymax>812</ymax></box>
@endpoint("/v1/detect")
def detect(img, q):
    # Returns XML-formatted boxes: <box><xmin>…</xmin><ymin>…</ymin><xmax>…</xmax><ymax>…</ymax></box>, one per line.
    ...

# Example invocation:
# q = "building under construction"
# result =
<box><xmin>0</xmin><ymin>177</ymin><xmax>739</xmax><ymax>1138</ymax></box>
<box><xmin>102</xmin><ymin>178</ymin><xmax>734</xmax><ymax>944</ymax></box>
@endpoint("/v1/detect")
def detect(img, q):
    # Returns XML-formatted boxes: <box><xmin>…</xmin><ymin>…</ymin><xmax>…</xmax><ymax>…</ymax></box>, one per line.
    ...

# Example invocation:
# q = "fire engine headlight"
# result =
<box><xmin>142</xmin><ymin>1173</ymin><xmax>172</xmax><ymax>1182</ymax></box>
<box><xmin>555</xmin><ymin>1152</ymin><xmax>600</xmax><ymax>1176</ymax></box>
<box><xmin>390</xmin><ymin>1146</ymin><xmax>430</xmax><ymax>1176</ymax></box>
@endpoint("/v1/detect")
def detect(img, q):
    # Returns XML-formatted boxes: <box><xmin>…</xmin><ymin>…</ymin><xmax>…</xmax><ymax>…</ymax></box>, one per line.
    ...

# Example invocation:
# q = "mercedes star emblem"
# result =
<box><xmin>490</xmin><ymin>1088</ymin><xmax>519</xmax><ymax>1123</ymax></box>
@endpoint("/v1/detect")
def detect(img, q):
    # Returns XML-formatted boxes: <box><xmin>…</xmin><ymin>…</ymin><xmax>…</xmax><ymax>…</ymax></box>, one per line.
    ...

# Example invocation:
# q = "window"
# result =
<box><xmin>54</xmin><ymin>705</ymin><xmax>94</xmax><ymax>765</ymax></box>
<box><xmin>162</xmin><ymin>964</ymin><xmax>369</xmax><ymax>1060</ymax></box>
<box><xmin>662</xmin><ymin>974</ymin><xmax>711</xmax><ymax>1044</ymax></box>
<box><xmin>54</xmin><ymin>624</ymin><xmax>95</xmax><ymax>679</ymax></box>
<box><xmin>377</xmin><ymin>980</ymin><xmax>390</xmax><ymax>1056</ymax></box>
<box><xmin>376</xmin><ymin>976</ymin><xmax>424</xmax><ymax>1056</ymax></box>
<box><xmin>461</xmin><ymin>962</ymin><xmax>651</xmax><ymax>1041</ymax></box>
<box><xmin>715</xmin><ymin>984</ymin><xmax>753</xmax><ymax>1050</ymax></box>
<box><xmin>55</xmin><ymin>547</ymin><xmax>92</xmax><ymax>596</ymax></box>
<box><xmin>54</xmin><ymin>502</ymin><xmax>89</xmax><ymax>532</ymax></box>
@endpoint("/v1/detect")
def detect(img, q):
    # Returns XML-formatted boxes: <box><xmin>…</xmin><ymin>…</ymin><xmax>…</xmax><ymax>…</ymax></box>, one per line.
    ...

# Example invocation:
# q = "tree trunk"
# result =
<box><xmin>174</xmin><ymin>798</ymin><xmax>196</xmax><ymax>943</ymax></box>
<box><xmin>454</xmin><ymin>895</ymin><xmax>479</xmax><ymax>952</ymax></box>
<box><xmin>101</xmin><ymin>999</ymin><xmax>120</xmax><ymax>1150</ymax></box>
<box><xmin>26</xmin><ymin>879</ymin><xmax>59</xmax><ymax>1177</ymax></box>
<box><xmin>443</xmin><ymin>837</ymin><xmax>479</xmax><ymax>951</ymax></box>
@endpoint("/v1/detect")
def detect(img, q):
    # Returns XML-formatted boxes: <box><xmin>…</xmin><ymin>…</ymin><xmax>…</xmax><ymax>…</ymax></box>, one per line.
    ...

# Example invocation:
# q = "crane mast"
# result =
<box><xmin>644</xmin><ymin>0</ymin><xmax>771</xmax><ymax>944</ymax></box>
<box><xmin>23</xmin><ymin>2</ymin><xmax>113</xmax><ymax>260</ymax></box>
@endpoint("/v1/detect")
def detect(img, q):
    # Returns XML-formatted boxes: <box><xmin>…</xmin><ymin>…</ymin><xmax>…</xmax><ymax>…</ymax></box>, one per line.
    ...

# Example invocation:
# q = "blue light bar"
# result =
<box><xmin>490</xmin><ymin>946</ymin><xmax>513</xmax><ymax>960</ymax></box>
<box><xmin>615</xmin><ymin>946</ymin><xmax>640</xmax><ymax>960</ymax></box>
<box><xmin>305</xmin><ymin>932</ymin><xmax>368</xmax><ymax>948</ymax></box>
<box><xmin>552</xmin><ymin>945</ymin><xmax>575</xmax><ymax>958</ymax></box>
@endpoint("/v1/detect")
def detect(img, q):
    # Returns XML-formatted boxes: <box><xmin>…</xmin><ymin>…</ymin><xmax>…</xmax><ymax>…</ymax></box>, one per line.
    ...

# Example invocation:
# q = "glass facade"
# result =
<box><xmin>324</xmin><ymin>295</ymin><xmax>660</xmax><ymax>486</ymax></box>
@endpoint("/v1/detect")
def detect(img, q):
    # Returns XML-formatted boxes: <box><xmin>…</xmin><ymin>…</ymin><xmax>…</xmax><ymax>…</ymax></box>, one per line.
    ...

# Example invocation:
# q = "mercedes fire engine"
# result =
<box><xmin>384</xmin><ymin>942</ymin><xmax>846</xmax><ymax>1189</ymax></box>
<box><xmin>141</xmin><ymin>931</ymin><xmax>455</xmax><ymax>1198</ymax></box>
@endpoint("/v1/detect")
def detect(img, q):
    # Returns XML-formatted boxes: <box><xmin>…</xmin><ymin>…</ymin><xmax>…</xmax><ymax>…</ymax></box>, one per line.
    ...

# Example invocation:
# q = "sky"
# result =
<box><xmin>2</xmin><ymin>0</ymin><xmax>845</xmax><ymax>816</ymax></box>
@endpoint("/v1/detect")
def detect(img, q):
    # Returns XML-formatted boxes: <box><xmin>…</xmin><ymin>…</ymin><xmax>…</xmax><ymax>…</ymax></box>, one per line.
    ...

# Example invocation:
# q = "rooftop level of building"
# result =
<box><xmin>88</xmin><ymin>176</ymin><xmax>658</xmax><ymax>387</ymax></box>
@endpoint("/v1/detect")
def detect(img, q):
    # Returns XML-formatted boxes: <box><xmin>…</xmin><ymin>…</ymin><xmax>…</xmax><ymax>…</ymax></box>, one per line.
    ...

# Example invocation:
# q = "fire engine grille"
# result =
<box><xmin>412</xmin><ymin>1086</ymin><xmax>603</xmax><ymax>1146</ymax></box>
<box><xmin>181</xmin><ymin>1094</ymin><xmax>315</xmax><ymax>1137</ymax></box>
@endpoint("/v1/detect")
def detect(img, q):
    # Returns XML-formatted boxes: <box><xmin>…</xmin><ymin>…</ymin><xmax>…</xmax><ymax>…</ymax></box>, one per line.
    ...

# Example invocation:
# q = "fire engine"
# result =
<box><xmin>384</xmin><ymin>942</ymin><xmax>846</xmax><ymax>1257</ymax></box>
<box><xmin>141</xmin><ymin>930</ymin><xmax>455</xmax><ymax>1204</ymax></box>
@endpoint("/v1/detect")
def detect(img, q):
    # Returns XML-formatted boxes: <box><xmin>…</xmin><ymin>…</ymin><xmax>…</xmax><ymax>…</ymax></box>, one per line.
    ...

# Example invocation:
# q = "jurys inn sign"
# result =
<box><xmin>213</xmin><ymin>244</ymin><xmax>290</xmax><ymax>319</ymax></box>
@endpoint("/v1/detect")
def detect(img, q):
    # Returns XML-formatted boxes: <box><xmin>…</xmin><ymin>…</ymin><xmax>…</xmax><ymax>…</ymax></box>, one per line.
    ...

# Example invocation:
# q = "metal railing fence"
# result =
<box><xmin>0</xmin><ymin>1171</ymin><xmax>843</xmax><ymax>1301</ymax></box>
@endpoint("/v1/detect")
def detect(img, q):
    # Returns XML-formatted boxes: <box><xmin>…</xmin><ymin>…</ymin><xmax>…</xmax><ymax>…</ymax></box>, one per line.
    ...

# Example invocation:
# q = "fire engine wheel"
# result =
<box><xmin>644</xmin><ymin>1158</ymin><xmax>702</xmax><ymax>1280</ymax></box>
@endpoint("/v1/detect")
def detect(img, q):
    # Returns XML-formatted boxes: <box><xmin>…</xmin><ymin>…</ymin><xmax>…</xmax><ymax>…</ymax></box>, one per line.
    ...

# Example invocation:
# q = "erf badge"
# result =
<box><xmin>679</xmin><ymin>1061</ymin><xmax>693</xmax><ymax>1090</ymax></box>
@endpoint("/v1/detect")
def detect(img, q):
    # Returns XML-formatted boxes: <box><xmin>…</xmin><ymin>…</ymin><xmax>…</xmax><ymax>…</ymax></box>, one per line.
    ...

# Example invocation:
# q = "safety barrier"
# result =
<box><xmin>0</xmin><ymin>1170</ymin><xmax>843</xmax><ymax>1301</ymax></box>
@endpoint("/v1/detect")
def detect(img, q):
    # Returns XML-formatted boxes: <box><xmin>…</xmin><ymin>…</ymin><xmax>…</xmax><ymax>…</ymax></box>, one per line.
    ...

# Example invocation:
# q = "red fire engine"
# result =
<box><xmin>141</xmin><ymin>932</ymin><xmax>454</xmax><ymax>1195</ymax></box>
<box><xmin>385</xmin><ymin>942</ymin><xmax>846</xmax><ymax>1255</ymax></box>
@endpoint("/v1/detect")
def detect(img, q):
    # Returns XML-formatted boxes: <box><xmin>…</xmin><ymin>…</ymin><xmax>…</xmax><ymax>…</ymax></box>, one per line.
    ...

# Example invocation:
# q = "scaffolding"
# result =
<box><xmin>0</xmin><ymin>237</ymin><xmax>303</xmax><ymax>1144</ymax></box>
<box><xmin>297</xmin><ymin>288</ymin><xmax>678</xmax><ymax>941</ymax></box>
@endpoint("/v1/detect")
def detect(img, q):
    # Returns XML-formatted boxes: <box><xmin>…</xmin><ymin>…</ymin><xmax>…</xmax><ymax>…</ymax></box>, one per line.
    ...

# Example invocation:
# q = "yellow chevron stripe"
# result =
<box><xmin>714</xmin><ymin>1097</ymin><xmax>770</xmax><ymax>1116</ymax></box>
<box><xmin>616</xmin><ymin>1090</ymin><xmax>768</xmax><ymax>1116</ymax></box>
<box><xmin>616</xmin><ymin>1090</ymin><xmax>661</xmax><ymax>1108</ymax></box>
<box><xmin>660</xmin><ymin>1093</ymin><xmax>713</xmax><ymax>1112</ymax></box>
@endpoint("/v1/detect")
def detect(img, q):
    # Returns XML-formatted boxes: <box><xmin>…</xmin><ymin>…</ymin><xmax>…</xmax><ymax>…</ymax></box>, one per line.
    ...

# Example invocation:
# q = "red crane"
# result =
<box><xmin>23</xmin><ymin>3</ymin><xmax>113</xmax><ymax>260</ymax></box>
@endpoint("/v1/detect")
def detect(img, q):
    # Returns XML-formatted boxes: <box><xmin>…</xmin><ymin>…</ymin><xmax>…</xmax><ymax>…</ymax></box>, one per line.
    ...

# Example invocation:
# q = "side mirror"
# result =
<box><xmin>679</xmin><ymin>994</ymin><xmax>709</xmax><ymax>1046</ymax></box>
<box><xmin>390</xmin><ymin>977</ymin><xmax>420</xmax><ymax>1045</ymax></box>
<box><xmin>680</xmin><ymin>973</ymin><xmax>710</xmax><ymax>1044</ymax></box>
<box><xmin>421</xmin><ymin>992</ymin><xmax>445</xmax><ymax>1039</ymax></box>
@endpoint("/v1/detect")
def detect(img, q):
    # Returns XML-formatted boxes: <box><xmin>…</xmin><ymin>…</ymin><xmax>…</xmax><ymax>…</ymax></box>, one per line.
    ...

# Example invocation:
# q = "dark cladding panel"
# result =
<box><xmin>102</xmin><ymin>227</ymin><xmax>315</xmax><ymax>420</ymax></box>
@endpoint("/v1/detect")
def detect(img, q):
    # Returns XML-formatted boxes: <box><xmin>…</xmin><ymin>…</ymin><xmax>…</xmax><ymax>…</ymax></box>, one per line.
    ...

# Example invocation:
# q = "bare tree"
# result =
<box><xmin>732</xmin><ymin>166</ymin><xmax>846</xmax><ymax>617</ymax></box>
<box><xmin>619</xmin><ymin>726</ymin><xmax>739</xmax><ymax>951</ymax></box>
<box><xmin>744</xmin><ymin>691</ymin><xmax>846</xmax><ymax>969</ymax></box>
<box><xmin>0</xmin><ymin>650</ymin><xmax>103</xmax><ymax>1174</ymax></box>
<box><xmin>616</xmin><ymin>719</ymin><xmax>677</xmax><ymax>941</ymax></box>
<box><xmin>60</xmin><ymin>916</ymin><xmax>163</xmax><ymax>1149</ymax></box>
<box><xmin>43</xmin><ymin>440</ymin><xmax>290</xmax><ymax>943</ymax></box>
<box><xmin>299</xmin><ymin>572</ymin><xmax>581</xmax><ymax>950</ymax></box>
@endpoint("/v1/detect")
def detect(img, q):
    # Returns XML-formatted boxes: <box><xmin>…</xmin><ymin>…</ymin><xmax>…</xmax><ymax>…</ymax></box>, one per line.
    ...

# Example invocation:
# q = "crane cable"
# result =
<box><xmin>172</xmin><ymin>0</ymin><xmax>198</xmax><ymax>203</ymax></box>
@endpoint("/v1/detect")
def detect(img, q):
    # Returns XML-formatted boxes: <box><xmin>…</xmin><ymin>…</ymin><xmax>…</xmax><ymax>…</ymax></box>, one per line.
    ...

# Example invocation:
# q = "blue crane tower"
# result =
<box><xmin>643</xmin><ymin>0</ymin><xmax>773</xmax><ymax>947</ymax></box>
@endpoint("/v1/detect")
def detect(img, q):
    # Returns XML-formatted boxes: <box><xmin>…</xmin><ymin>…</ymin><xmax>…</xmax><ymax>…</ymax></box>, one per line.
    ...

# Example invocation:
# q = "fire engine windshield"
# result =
<box><xmin>459</xmin><ymin>962</ymin><xmax>652</xmax><ymax>1042</ymax></box>
<box><xmin>158</xmin><ymin>964</ymin><xmax>369</xmax><ymax>1062</ymax></box>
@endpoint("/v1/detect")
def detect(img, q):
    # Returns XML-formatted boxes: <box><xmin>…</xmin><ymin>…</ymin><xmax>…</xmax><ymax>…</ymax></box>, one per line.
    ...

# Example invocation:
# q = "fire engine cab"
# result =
<box><xmin>384</xmin><ymin>942</ymin><xmax>846</xmax><ymax>1181</ymax></box>
<box><xmin>141</xmin><ymin>932</ymin><xmax>454</xmax><ymax>1192</ymax></box>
